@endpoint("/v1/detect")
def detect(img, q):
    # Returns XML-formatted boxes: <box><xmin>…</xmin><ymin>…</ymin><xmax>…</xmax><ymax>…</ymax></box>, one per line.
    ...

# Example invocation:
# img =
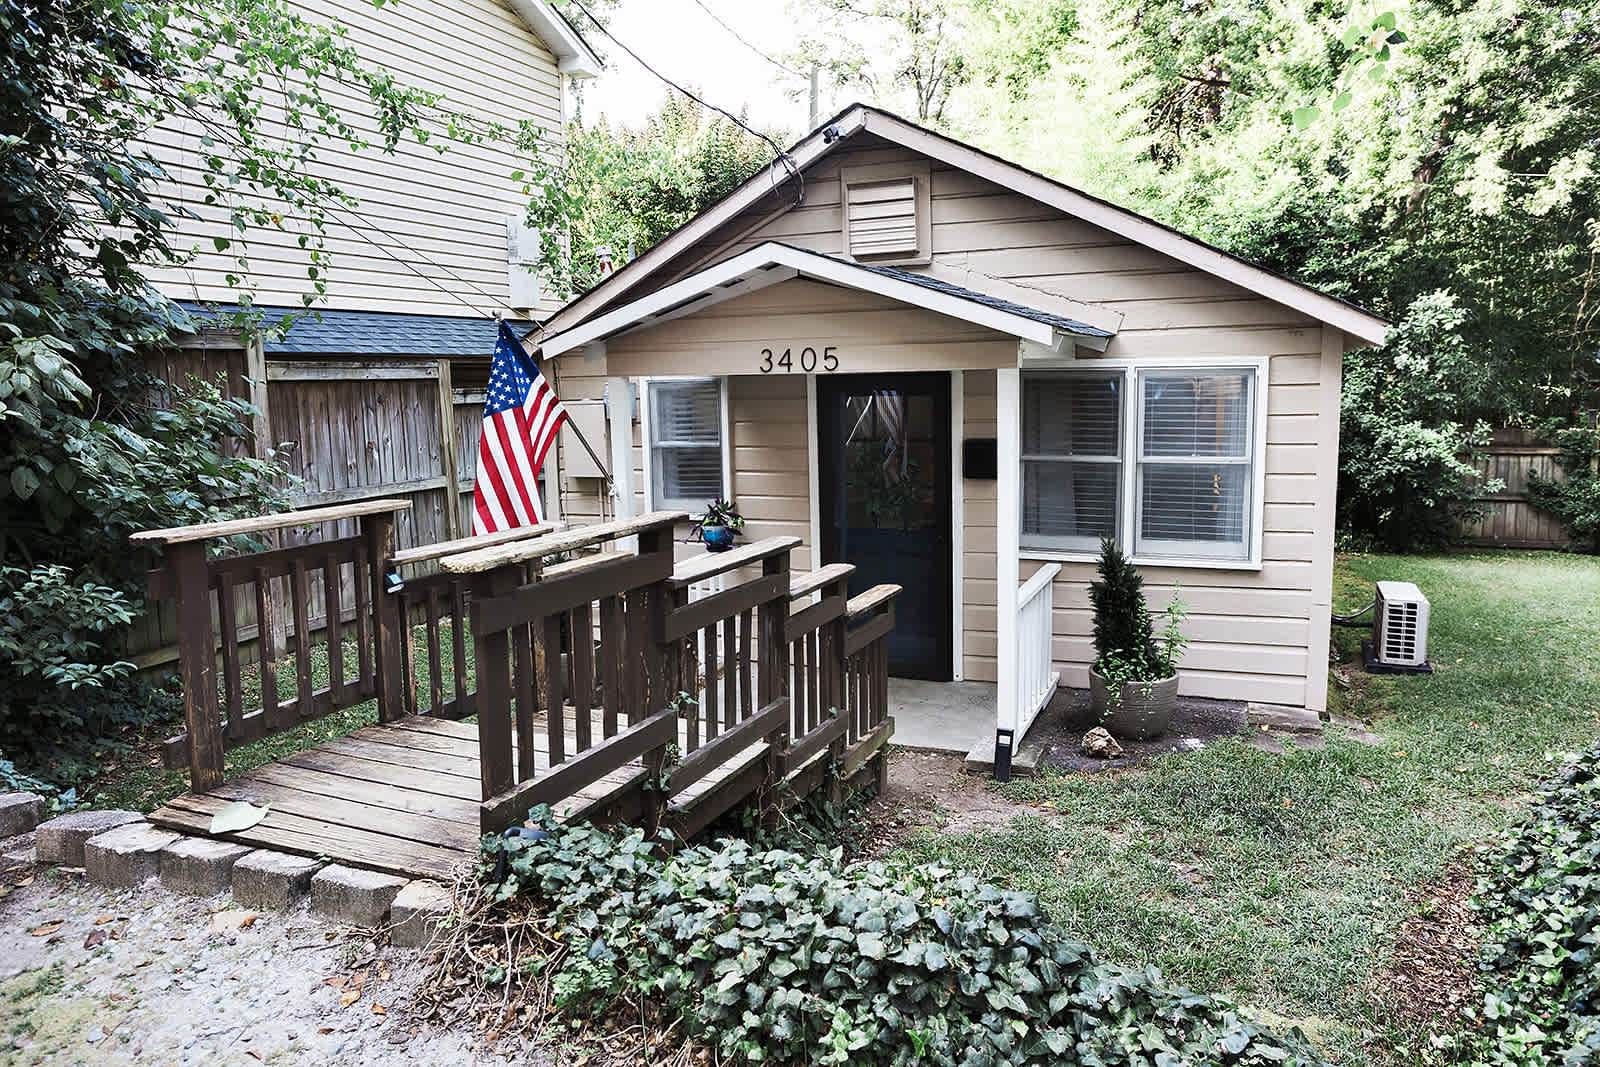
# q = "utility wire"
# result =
<box><xmin>687</xmin><ymin>0</ymin><xmax>809</xmax><ymax>79</ymax></box>
<box><xmin>565</xmin><ymin>0</ymin><xmax>804</xmax><ymax>208</ymax></box>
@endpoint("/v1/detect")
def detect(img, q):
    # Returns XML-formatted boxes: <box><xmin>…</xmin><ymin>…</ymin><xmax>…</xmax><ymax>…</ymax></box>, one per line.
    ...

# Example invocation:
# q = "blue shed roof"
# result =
<box><xmin>177</xmin><ymin>304</ymin><xmax>513</xmax><ymax>357</ymax></box>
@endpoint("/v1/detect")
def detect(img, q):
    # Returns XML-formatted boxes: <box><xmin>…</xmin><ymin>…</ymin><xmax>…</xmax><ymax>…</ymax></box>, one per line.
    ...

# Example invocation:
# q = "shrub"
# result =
<box><xmin>1466</xmin><ymin>744</ymin><xmax>1600</xmax><ymax>1064</ymax></box>
<box><xmin>483</xmin><ymin>808</ymin><xmax>1330</xmax><ymax>1066</ymax></box>
<box><xmin>1527</xmin><ymin>421</ymin><xmax>1600</xmax><ymax>553</ymax></box>
<box><xmin>1338</xmin><ymin>291</ymin><xmax>1501</xmax><ymax>551</ymax></box>
<box><xmin>1087</xmin><ymin>538</ymin><xmax>1186</xmax><ymax>683</ymax></box>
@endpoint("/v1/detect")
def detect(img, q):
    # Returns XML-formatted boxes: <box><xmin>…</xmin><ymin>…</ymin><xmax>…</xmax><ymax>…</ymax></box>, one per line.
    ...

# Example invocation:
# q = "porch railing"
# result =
<box><xmin>139</xmin><ymin>504</ymin><xmax>900</xmax><ymax>834</ymax></box>
<box><xmin>1012</xmin><ymin>562</ymin><xmax>1061</xmax><ymax>747</ymax></box>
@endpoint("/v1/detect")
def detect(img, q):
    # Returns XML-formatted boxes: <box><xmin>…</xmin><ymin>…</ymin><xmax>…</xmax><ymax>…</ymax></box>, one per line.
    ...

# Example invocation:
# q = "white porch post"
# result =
<box><xmin>994</xmin><ymin>366</ymin><xmax>1021</xmax><ymax>779</ymax></box>
<box><xmin>604</xmin><ymin>375</ymin><xmax>637</xmax><ymax>549</ymax></box>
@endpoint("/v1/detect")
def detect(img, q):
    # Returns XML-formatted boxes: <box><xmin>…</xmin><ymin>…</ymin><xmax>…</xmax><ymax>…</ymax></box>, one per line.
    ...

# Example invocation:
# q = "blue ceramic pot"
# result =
<box><xmin>701</xmin><ymin>524</ymin><xmax>736</xmax><ymax>552</ymax></box>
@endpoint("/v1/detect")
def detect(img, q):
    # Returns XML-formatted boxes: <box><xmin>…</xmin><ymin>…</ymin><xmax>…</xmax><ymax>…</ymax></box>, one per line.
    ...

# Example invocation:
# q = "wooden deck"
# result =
<box><xmin>148</xmin><ymin>709</ymin><xmax>775</xmax><ymax>880</ymax></box>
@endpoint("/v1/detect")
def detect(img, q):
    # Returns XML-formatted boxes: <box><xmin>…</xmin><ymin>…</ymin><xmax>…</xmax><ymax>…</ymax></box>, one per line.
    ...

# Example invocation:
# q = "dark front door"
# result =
<box><xmin>820</xmin><ymin>374</ymin><xmax>952</xmax><ymax>680</ymax></box>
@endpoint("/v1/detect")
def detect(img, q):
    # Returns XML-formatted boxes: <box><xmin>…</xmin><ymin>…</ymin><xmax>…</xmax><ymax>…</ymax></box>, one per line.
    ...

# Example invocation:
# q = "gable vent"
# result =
<box><xmin>847</xmin><ymin>178</ymin><xmax>920</xmax><ymax>258</ymax></box>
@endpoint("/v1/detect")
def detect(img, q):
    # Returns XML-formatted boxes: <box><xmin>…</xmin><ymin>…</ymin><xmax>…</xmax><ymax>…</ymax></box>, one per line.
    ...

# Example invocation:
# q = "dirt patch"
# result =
<box><xmin>1367</xmin><ymin>862</ymin><xmax>1482</xmax><ymax>1038</ymax></box>
<box><xmin>857</xmin><ymin>749</ymin><xmax>1036</xmax><ymax>856</ymax></box>
<box><xmin>1030</xmin><ymin>688</ymin><xmax>1248</xmax><ymax>772</ymax></box>
<box><xmin>0</xmin><ymin>864</ymin><xmax>532</xmax><ymax>1066</ymax></box>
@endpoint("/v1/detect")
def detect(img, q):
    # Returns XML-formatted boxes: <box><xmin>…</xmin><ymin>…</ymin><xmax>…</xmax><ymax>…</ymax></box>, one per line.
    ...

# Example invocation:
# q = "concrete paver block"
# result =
<box><xmin>83</xmin><ymin>823</ymin><xmax>180</xmax><ymax>888</ymax></box>
<box><xmin>311</xmin><ymin>864</ymin><xmax>408</xmax><ymax>927</ymax></box>
<box><xmin>231</xmin><ymin>850</ymin><xmax>323</xmax><ymax>911</ymax></box>
<box><xmin>160</xmin><ymin>837</ymin><xmax>252</xmax><ymax>896</ymax></box>
<box><xmin>0</xmin><ymin>793</ymin><xmax>45</xmax><ymax>838</ymax></box>
<box><xmin>1245</xmin><ymin>702</ymin><xmax>1323</xmax><ymax>734</ymax></box>
<box><xmin>34</xmin><ymin>809</ymin><xmax>143</xmax><ymax>866</ymax></box>
<box><xmin>389</xmin><ymin>881</ymin><xmax>454</xmax><ymax>948</ymax></box>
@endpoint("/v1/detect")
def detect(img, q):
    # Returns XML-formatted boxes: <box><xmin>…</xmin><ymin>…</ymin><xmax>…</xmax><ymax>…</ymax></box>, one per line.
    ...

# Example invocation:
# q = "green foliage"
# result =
<box><xmin>484</xmin><ymin>808</ymin><xmax>1330</xmax><ymax>1066</ymax></box>
<box><xmin>1528</xmin><ymin>423</ymin><xmax>1600</xmax><ymax>553</ymax></box>
<box><xmin>1465</xmin><ymin>744</ymin><xmax>1600</xmax><ymax>1064</ymax></box>
<box><xmin>521</xmin><ymin>96</ymin><xmax>777</xmax><ymax>298</ymax></box>
<box><xmin>1087</xmin><ymin>538</ymin><xmax>1184</xmax><ymax>680</ymax></box>
<box><xmin>1337</xmin><ymin>292</ymin><xmax>1499</xmax><ymax>551</ymax></box>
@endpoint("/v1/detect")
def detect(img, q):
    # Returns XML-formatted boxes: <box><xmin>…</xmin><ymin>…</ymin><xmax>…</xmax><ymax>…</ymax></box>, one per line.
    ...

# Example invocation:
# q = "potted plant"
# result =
<box><xmin>690</xmin><ymin>498</ymin><xmax>745</xmax><ymax>553</ymax></box>
<box><xmin>1087</xmin><ymin>538</ymin><xmax>1188</xmax><ymax>740</ymax></box>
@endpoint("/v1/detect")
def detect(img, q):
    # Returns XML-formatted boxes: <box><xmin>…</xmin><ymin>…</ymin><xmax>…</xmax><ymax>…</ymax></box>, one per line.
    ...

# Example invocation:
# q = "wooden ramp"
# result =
<box><xmin>147</xmin><ymin>710</ymin><xmax>775</xmax><ymax>880</ymax></box>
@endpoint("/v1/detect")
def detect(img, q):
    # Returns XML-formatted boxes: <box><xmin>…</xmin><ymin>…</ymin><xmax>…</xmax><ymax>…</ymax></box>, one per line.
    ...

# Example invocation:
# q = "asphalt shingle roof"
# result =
<box><xmin>177</xmin><ymin>303</ymin><xmax>507</xmax><ymax>357</ymax></box>
<box><xmin>853</xmin><ymin>261</ymin><xmax>1113</xmax><ymax>338</ymax></box>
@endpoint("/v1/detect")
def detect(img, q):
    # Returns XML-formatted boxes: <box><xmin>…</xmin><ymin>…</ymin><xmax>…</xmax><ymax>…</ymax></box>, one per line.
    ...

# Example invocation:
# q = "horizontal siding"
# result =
<box><xmin>552</xmin><ymin>130</ymin><xmax>1342</xmax><ymax>710</ymax></box>
<box><xmin>144</xmin><ymin>0</ymin><xmax>566</xmax><ymax>319</ymax></box>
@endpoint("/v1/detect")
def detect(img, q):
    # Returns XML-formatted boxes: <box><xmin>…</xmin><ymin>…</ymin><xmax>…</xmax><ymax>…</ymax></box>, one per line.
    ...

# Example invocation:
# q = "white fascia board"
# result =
<box><xmin>508</xmin><ymin>0</ymin><xmax>602</xmax><ymax>77</ymax></box>
<box><xmin>862</xmin><ymin>111</ymin><xmax>1390</xmax><ymax>346</ymax></box>
<box><xmin>539</xmin><ymin>243</ymin><xmax>1059</xmax><ymax>358</ymax></box>
<box><xmin>533</xmin><ymin>109</ymin><xmax>870</xmax><ymax>345</ymax></box>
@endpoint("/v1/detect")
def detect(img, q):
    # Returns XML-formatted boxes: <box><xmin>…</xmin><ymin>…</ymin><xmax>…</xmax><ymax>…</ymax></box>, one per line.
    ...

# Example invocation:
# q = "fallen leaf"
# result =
<box><xmin>16</xmin><ymin>875</ymin><xmax>33</xmax><ymax>887</ymax></box>
<box><xmin>209</xmin><ymin>910</ymin><xmax>262</xmax><ymax>935</ymax></box>
<box><xmin>83</xmin><ymin>929</ymin><xmax>107</xmax><ymax>949</ymax></box>
<box><xmin>30</xmin><ymin>921</ymin><xmax>63</xmax><ymax>937</ymax></box>
<box><xmin>93</xmin><ymin>914</ymin><xmax>116</xmax><ymax>925</ymax></box>
<box><xmin>340</xmin><ymin>990</ymin><xmax>360</xmax><ymax>1009</ymax></box>
<box><xmin>247</xmin><ymin>1053</ymin><xmax>262</xmax><ymax>1062</ymax></box>
<box><xmin>209</xmin><ymin>800</ymin><xmax>270</xmax><ymax>835</ymax></box>
<box><xmin>371</xmin><ymin>1003</ymin><xmax>387</xmax><ymax>1016</ymax></box>
<box><xmin>323</xmin><ymin>977</ymin><xmax>346</xmax><ymax>991</ymax></box>
<box><xmin>318</xmin><ymin>1028</ymin><xmax>333</xmax><ymax>1035</ymax></box>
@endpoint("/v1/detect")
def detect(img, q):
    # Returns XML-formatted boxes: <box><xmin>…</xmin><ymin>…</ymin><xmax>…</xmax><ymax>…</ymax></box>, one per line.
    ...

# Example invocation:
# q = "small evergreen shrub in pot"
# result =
<box><xmin>1087</xmin><ymin>538</ymin><xmax>1188</xmax><ymax>740</ymax></box>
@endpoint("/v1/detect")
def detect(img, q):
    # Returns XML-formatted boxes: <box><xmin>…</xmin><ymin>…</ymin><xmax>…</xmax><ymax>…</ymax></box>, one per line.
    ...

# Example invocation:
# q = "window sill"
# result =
<box><xmin>1018</xmin><ymin>548</ymin><xmax>1263</xmax><ymax>572</ymax></box>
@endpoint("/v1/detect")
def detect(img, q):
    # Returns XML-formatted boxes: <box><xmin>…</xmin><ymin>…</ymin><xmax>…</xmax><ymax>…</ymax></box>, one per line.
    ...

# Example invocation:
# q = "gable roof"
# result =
<box><xmin>509</xmin><ymin>0</ymin><xmax>601</xmax><ymax>78</ymax></box>
<box><xmin>537</xmin><ymin>242</ymin><xmax>1114</xmax><ymax>359</ymax></box>
<box><xmin>532</xmin><ymin>104</ymin><xmax>1389</xmax><ymax>349</ymax></box>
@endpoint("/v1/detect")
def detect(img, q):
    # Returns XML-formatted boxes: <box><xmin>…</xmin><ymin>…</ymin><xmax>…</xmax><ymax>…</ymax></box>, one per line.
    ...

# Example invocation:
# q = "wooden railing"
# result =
<box><xmin>140</xmin><ymin>504</ymin><xmax>901</xmax><ymax>834</ymax></box>
<box><xmin>132</xmin><ymin>499</ymin><xmax>414</xmax><ymax>790</ymax></box>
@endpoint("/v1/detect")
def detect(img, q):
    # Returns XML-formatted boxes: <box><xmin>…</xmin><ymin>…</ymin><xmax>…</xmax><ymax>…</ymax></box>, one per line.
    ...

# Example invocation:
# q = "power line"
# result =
<box><xmin>687</xmin><ymin>0</ymin><xmax>808</xmax><ymax>79</ymax></box>
<box><xmin>565</xmin><ymin>0</ymin><xmax>804</xmax><ymax>208</ymax></box>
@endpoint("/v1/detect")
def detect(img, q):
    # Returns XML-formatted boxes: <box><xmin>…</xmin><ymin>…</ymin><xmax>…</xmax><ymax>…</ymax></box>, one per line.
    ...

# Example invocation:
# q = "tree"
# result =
<box><xmin>786</xmin><ymin>0</ymin><xmax>972</xmax><ymax>124</ymax></box>
<box><xmin>0</xmin><ymin>0</ymin><xmax>471</xmax><ymax>784</ymax></box>
<box><xmin>524</xmin><ymin>95</ymin><xmax>781</xmax><ymax>297</ymax></box>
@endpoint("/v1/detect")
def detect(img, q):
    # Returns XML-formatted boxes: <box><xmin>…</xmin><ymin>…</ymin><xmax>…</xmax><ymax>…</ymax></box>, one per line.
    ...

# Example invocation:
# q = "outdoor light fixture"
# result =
<box><xmin>384</xmin><ymin>569</ymin><xmax>404</xmax><ymax>595</ymax></box>
<box><xmin>823</xmin><ymin>124</ymin><xmax>844</xmax><ymax>143</ymax></box>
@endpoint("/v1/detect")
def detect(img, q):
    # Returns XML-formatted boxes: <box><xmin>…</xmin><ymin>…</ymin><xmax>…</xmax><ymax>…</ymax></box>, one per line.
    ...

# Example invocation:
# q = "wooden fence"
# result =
<box><xmin>135</xmin><ymin>506</ymin><xmax>897</xmax><ymax>859</ymax></box>
<box><xmin>130</xmin><ymin>333</ymin><xmax>496</xmax><ymax>668</ymax></box>
<box><xmin>1462</xmin><ymin>428</ymin><xmax>1579</xmax><ymax>550</ymax></box>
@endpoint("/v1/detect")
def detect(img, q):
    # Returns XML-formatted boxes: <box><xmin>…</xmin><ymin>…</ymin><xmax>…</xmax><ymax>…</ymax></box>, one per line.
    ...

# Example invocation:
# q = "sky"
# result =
<box><xmin>575</xmin><ymin>0</ymin><xmax>818</xmax><ymax>136</ymax></box>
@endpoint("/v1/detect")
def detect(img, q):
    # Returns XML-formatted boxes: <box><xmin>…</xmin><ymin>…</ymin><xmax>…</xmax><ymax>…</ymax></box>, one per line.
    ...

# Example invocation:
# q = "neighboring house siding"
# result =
<box><xmin>555</xmin><ymin>132</ymin><xmax>1344</xmax><ymax>710</ymax></box>
<box><xmin>144</xmin><ymin>0</ymin><xmax>564</xmax><ymax>319</ymax></box>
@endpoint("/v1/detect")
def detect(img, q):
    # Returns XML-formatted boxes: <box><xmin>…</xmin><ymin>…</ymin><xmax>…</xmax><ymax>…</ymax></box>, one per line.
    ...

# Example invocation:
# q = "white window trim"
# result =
<box><xmin>1016</xmin><ymin>356</ymin><xmax>1269</xmax><ymax>570</ymax></box>
<box><xmin>639</xmin><ymin>375</ymin><xmax>732</xmax><ymax>514</ymax></box>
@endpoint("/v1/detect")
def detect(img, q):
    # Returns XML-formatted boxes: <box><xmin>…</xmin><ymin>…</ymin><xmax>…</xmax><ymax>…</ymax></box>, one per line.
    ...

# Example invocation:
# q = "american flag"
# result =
<box><xmin>471</xmin><ymin>320</ymin><xmax>567</xmax><ymax>535</ymax></box>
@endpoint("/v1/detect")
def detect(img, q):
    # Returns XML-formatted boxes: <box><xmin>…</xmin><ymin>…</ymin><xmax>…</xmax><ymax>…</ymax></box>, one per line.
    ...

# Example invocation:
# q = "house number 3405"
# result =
<box><xmin>759</xmin><ymin>346</ymin><xmax>838</xmax><ymax>373</ymax></box>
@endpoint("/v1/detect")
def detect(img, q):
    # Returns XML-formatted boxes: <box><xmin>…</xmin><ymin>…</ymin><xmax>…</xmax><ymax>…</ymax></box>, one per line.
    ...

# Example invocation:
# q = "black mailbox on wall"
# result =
<box><xmin>963</xmin><ymin>438</ymin><xmax>998</xmax><ymax>480</ymax></box>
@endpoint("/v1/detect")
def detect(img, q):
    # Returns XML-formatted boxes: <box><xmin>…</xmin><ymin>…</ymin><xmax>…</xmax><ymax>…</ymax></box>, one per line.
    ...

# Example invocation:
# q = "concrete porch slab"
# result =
<box><xmin>888</xmin><ymin>679</ymin><xmax>994</xmax><ymax>755</ymax></box>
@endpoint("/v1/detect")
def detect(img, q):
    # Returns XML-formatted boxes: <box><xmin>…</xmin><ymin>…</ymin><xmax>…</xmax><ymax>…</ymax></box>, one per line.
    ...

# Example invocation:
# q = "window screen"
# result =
<box><xmin>648</xmin><ymin>378</ymin><xmax>724</xmax><ymax>509</ymax></box>
<box><xmin>1020</xmin><ymin>373</ymin><xmax>1122</xmax><ymax>551</ymax></box>
<box><xmin>1135</xmin><ymin>369</ymin><xmax>1254</xmax><ymax>560</ymax></box>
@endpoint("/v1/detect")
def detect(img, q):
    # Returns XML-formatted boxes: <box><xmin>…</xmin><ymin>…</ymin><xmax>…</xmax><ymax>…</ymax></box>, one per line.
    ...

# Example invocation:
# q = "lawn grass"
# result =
<box><xmin>886</xmin><ymin>551</ymin><xmax>1600</xmax><ymax>1063</ymax></box>
<box><xmin>88</xmin><ymin>618</ymin><xmax>473</xmax><ymax>812</ymax></box>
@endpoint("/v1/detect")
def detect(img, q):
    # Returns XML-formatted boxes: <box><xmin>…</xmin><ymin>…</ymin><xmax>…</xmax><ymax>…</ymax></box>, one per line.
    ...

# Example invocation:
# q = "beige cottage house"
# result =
<box><xmin>533</xmin><ymin>105</ymin><xmax>1387</xmax><ymax>771</ymax></box>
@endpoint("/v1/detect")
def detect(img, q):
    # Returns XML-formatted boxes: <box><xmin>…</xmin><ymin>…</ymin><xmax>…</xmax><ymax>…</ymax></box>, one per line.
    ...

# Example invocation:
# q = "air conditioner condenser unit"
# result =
<box><xmin>1366</xmin><ymin>580</ymin><xmax>1434</xmax><ymax>674</ymax></box>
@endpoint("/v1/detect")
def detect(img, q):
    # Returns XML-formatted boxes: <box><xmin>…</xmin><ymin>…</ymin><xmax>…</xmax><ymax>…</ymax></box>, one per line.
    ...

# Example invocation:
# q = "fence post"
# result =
<box><xmin>757</xmin><ymin>547</ymin><xmax>793</xmax><ymax>809</ymax></box>
<box><xmin>361</xmin><ymin>509</ymin><xmax>406</xmax><ymax>723</ymax></box>
<box><xmin>472</xmin><ymin>566</ymin><xmax>520</xmax><ymax>814</ymax></box>
<box><xmin>823</xmin><ymin>573</ymin><xmax>850</xmax><ymax>801</ymax></box>
<box><xmin>636</xmin><ymin>524</ymin><xmax>674</xmax><ymax>840</ymax></box>
<box><xmin>165</xmin><ymin>542</ymin><xmax>225</xmax><ymax>791</ymax></box>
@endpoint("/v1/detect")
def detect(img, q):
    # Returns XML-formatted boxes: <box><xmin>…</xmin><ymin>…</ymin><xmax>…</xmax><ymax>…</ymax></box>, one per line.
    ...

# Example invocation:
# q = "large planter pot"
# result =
<box><xmin>1089</xmin><ymin>666</ymin><xmax>1179</xmax><ymax>741</ymax></box>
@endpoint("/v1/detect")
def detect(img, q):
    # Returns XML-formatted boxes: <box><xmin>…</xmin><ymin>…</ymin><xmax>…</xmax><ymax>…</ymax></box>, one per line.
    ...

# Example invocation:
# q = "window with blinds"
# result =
<box><xmin>1018</xmin><ymin>365</ymin><xmax>1260</xmax><ymax>564</ymax></box>
<box><xmin>1021</xmin><ymin>372</ymin><xmax>1122</xmax><ymax>551</ymax></box>
<box><xmin>647</xmin><ymin>378</ymin><xmax>725</xmax><ymax>510</ymax></box>
<box><xmin>1135</xmin><ymin>370</ymin><xmax>1253</xmax><ymax>560</ymax></box>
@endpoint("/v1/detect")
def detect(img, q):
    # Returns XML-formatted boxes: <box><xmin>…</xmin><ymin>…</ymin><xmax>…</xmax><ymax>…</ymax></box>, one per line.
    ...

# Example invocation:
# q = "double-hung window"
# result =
<box><xmin>644</xmin><ymin>377</ymin><xmax>728</xmax><ymax>511</ymax></box>
<box><xmin>1020</xmin><ymin>364</ymin><xmax>1263</xmax><ymax>565</ymax></box>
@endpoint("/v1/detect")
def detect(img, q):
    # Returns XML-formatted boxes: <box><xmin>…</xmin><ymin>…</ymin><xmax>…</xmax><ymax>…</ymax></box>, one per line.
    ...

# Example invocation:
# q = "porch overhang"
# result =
<box><xmin>537</xmin><ymin>242</ymin><xmax>1116</xmax><ymax>361</ymax></box>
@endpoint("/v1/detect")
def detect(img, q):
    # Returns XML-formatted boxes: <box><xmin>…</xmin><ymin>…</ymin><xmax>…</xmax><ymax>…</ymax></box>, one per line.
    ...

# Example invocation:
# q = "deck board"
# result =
<box><xmin>147</xmin><ymin>710</ymin><xmax>875</xmax><ymax>881</ymax></box>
